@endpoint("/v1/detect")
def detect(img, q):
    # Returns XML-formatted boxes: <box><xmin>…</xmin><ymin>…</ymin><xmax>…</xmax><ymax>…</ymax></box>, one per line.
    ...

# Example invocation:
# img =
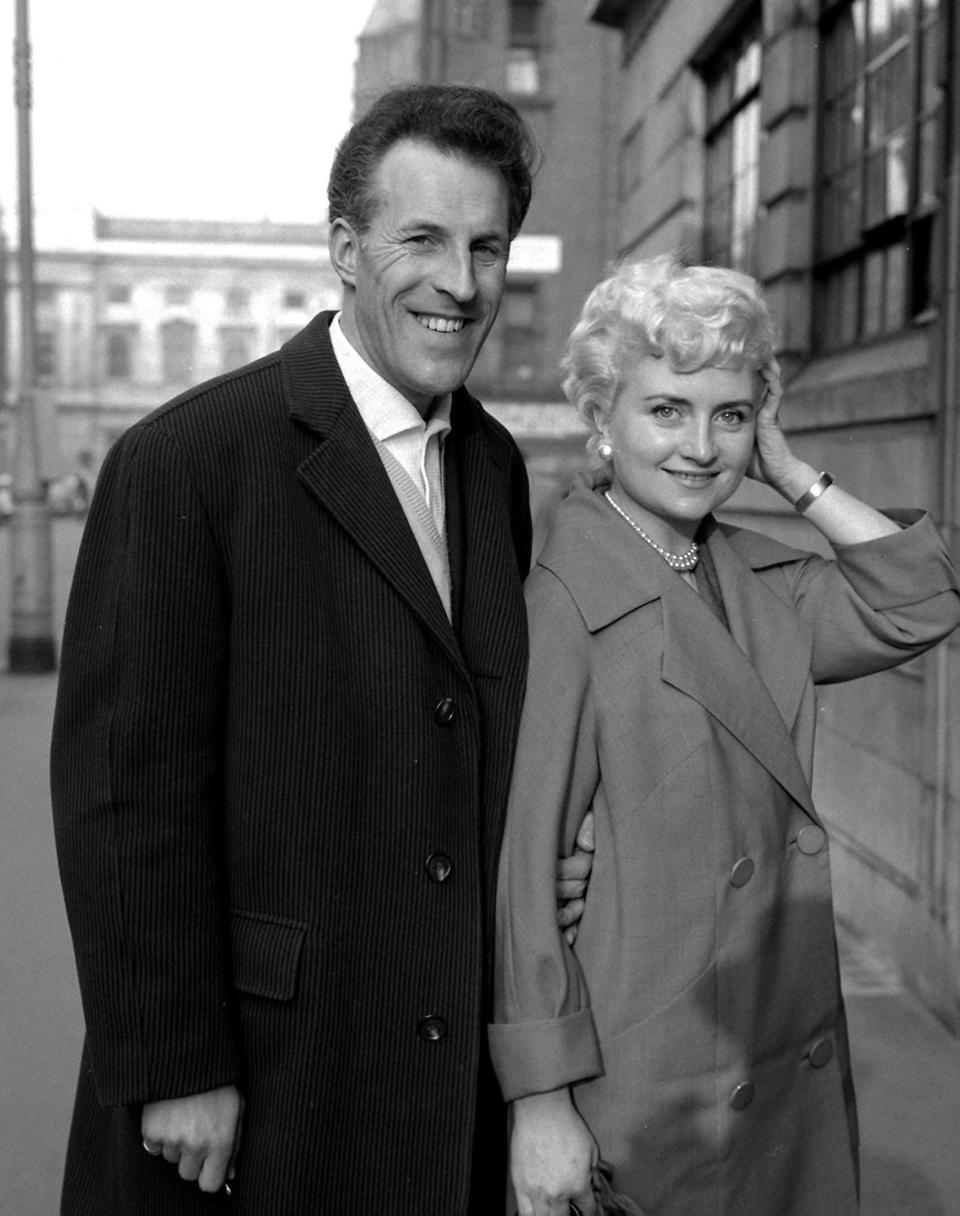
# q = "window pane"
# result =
<box><xmin>161</xmin><ymin>321</ymin><xmax>196</xmax><ymax>382</ymax></box>
<box><xmin>506</xmin><ymin>47</ymin><xmax>539</xmax><ymax>95</ymax></box>
<box><xmin>824</xmin><ymin>1</ymin><xmax>865</xmax><ymax>96</ymax></box>
<box><xmin>509</xmin><ymin>0</ymin><xmax>540</xmax><ymax>43</ymax></box>
<box><xmin>106</xmin><ymin>330</ymin><xmax>132</xmax><ymax>379</ymax></box>
<box><xmin>734</xmin><ymin>40</ymin><xmax>761</xmax><ymax>98</ymax></box>
<box><xmin>868</xmin><ymin>0</ymin><xmax>912</xmax><ymax>58</ymax></box>
<box><xmin>862</xmin><ymin>249</ymin><xmax>885</xmax><ymax>336</ymax></box>
<box><xmin>884</xmin><ymin>242</ymin><xmax>907</xmax><ymax>330</ymax></box>
<box><xmin>702</xmin><ymin>14</ymin><xmax>761</xmax><ymax>272</ymax></box>
<box><xmin>919</xmin><ymin>22</ymin><xmax>941</xmax><ymax>113</ymax></box>
<box><xmin>916</xmin><ymin>115</ymin><xmax>939</xmax><ymax>208</ymax></box>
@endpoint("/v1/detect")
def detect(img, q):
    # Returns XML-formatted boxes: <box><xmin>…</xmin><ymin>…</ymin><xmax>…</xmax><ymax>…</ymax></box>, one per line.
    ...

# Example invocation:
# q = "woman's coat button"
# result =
<box><xmin>729</xmin><ymin>1081</ymin><xmax>756</xmax><ymax>1111</ymax></box>
<box><xmin>808</xmin><ymin>1037</ymin><xmax>834</xmax><ymax>1069</ymax></box>
<box><xmin>796</xmin><ymin>825</ymin><xmax>827</xmax><ymax>855</ymax></box>
<box><xmin>729</xmin><ymin>857</ymin><xmax>755</xmax><ymax>888</ymax></box>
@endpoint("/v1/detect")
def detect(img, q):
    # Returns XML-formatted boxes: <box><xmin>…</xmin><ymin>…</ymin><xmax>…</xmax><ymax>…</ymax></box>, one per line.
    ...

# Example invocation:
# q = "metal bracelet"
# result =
<box><xmin>793</xmin><ymin>471</ymin><xmax>835</xmax><ymax>513</ymax></box>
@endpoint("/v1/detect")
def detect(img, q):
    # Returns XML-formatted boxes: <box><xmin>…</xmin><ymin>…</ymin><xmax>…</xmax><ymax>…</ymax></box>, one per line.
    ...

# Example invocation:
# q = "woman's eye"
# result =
<box><xmin>718</xmin><ymin>410</ymin><xmax>746</xmax><ymax>426</ymax></box>
<box><xmin>652</xmin><ymin>404</ymin><xmax>677</xmax><ymax>420</ymax></box>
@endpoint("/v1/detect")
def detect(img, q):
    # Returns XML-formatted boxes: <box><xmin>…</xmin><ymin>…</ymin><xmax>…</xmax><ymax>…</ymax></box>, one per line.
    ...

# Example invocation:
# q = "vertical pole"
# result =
<box><xmin>6</xmin><ymin>0</ymin><xmax>56</xmax><ymax>673</ymax></box>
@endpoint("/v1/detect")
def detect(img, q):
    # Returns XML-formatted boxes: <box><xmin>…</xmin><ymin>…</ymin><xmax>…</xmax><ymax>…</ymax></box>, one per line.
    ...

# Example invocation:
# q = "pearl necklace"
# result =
<box><xmin>604</xmin><ymin>491</ymin><xmax>699</xmax><ymax>571</ymax></box>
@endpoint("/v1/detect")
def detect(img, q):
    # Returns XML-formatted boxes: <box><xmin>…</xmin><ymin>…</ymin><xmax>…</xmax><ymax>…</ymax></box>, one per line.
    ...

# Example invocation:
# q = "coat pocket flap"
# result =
<box><xmin>231</xmin><ymin>910</ymin><xmax>307</xmax><ymax>1002</ymax></box>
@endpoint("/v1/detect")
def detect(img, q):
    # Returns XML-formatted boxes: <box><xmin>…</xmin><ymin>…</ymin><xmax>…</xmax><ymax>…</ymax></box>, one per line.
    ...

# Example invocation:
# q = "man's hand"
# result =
<box><xmin>141</xmin><ymin>1084</ymin><xmax>244</xmax><ymax>1193</ymax></box>
<box><xmin>556</xmin><ymin>811</ymin><xmax>595</xmax><ymax>945</ymax></box>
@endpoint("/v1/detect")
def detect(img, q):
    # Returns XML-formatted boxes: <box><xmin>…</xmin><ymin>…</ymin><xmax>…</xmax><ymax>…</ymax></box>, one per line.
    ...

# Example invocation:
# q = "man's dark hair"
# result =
<box><xmin>327</xmin><ymin>84</ymin><xmax>538</xmax><ymax>240</ymax></box>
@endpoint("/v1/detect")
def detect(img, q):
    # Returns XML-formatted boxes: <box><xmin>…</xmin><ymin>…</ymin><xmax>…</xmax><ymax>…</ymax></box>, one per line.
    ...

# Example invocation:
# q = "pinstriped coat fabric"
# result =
<box><xmin>50</xmin><ymin>312</ymin><xmax>532</xmax><ymax>1216</ymax></box>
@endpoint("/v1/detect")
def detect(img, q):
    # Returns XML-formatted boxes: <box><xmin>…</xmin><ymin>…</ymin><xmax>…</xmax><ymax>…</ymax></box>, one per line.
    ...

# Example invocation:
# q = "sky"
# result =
<box><xmin>0</xmin><ymin>0</ymin><xmax>379</xmax><ymax>245</ymax></box>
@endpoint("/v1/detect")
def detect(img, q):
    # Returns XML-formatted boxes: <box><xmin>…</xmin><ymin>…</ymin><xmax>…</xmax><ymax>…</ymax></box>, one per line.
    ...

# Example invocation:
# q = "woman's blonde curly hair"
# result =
<box><xmin>561</xmin><ymin>254</ymin><xmax>778</xmax><ymax>466</ymax></box>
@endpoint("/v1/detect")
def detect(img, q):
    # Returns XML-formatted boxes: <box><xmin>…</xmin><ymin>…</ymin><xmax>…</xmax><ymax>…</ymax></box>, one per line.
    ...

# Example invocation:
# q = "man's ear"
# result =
<box><xmin>329</xmin><ymin>218</ymin><xmax>361</xmax><ymax>287</ymax></box>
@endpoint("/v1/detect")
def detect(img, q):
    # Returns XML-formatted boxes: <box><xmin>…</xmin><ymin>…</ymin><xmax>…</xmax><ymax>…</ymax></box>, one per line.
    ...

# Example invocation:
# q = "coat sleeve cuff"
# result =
<box><xmin>834</xmin><ymin>511</ymin><xmax>960</xmax><ymax>609</ymax></box>
<box><xmin>488</xmin><ymin>1009</ymin><xmax>603</xmax><ymax>1102</ymax></box>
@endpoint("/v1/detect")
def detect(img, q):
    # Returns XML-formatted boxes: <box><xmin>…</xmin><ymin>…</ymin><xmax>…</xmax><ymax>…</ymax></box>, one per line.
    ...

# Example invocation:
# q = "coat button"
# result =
<box><xmin>434</xmin><ymin>698</ymin><xmax>457</xmax><ymax>726</ymax></box>
<box><xmin>808</xmin><ymin>1037</ymin><xmax>834</xmax><ymax>1069</ymax></box>
<box><xmin>729</xmin><ymin>1081</ymin><xmax>755</xmax><ymax>1111</ymax></box>
<box><xmin>417</xmin><ymin>1015</ymin><xmax>448</xmax><ymax>1042</ymax></box>
<box><xmin>797</xmin><ymin>825</ymin><xmax>826</xmax><ymax>855</ymax></box>
<box><xmin>729</xmin><ymin>857</ymin><xmax>755</xmax><ymax>888</ymax></box>
<box><xmin>425</xmin><ymin>852</ymin><xmax>453</xmax><ymax>883</ymax></box>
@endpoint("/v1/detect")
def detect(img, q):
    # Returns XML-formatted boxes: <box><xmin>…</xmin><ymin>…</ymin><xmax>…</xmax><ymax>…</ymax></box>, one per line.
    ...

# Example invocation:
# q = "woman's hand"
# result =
<box><xmin>748</xmin><ymin>357</ymin><xmax>795</xmax><ymax>486</ymax></box>
<box><xmin>511</xmin><ymin>1089</ymin><xmax>598</xmax><ymax>1216</ymax></box>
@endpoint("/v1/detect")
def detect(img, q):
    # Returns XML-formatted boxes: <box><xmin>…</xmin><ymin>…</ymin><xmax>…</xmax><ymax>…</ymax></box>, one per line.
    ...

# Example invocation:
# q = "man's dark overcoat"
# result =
<box><xmin>51</xmin><ymin>312</ymin><xmax>531</xmax><ymax>1215</ymax></box>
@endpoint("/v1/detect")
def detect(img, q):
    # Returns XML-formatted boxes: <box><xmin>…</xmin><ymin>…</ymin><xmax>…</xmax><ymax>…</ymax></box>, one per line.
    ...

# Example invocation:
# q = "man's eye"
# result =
<box><xmin>652</xmin><ymin>405</ymin><xmax>677</xmax><ymax>419</ymax></box>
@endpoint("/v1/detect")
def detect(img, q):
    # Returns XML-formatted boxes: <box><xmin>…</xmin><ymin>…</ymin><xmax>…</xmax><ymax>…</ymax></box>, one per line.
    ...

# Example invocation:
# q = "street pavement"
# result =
<box><xmin>3</xmin><ymin>519</ymin><xmax>960</xmax><ymax>1214</ymax></box>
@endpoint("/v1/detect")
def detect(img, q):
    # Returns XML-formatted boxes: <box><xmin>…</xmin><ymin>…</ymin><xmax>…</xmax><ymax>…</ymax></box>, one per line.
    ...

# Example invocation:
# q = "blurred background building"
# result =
<box><xmin>0</xmin><ymin>215</ymin><xmax>338</xmax><ymax>501</ymax></box>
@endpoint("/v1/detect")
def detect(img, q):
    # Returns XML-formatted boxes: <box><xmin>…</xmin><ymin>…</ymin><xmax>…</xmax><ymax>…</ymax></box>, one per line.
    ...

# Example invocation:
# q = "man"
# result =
<box><xmin>51</xmin><ymin>84</ymin><xmax>591</xmax><ymax>1216</ymax></box>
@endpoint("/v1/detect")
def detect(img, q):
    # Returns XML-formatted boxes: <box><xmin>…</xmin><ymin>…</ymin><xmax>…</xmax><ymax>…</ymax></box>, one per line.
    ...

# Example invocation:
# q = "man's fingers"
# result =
<box><xmin>198</xmin><ymin>1145</ymin><xmax>232</xmax><ymax>1193</ymax></box>
<box><xmin>177</xmin><ymin>1149</ymin><xmax>205</xmax><ymax>1183</ymax></box>
<box><xmin>575</xmin><ymin>811</ymin><xmax>595</xmax><ymax>853</ymax></box>
<box><xmin>161</xmin><ymin>1141</ymin><xmax>181</xmax><ymax>1165</ymax></box>
<box><xmin>557</xmin><ymin>852</ymin><xmax>591</xmax><ymax>883</ymax></box>
<box><xmin>557</xmin><ymin>898</ymin><xmax>584</xmax><ymax>929</ymax></box>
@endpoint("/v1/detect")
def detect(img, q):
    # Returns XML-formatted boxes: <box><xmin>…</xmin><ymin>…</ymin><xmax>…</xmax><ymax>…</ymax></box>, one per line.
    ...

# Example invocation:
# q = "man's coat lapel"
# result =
<box><xmin>282</xmin><ymin>313</ymin><xmax>469</xmax><ymax>679</ymax></box>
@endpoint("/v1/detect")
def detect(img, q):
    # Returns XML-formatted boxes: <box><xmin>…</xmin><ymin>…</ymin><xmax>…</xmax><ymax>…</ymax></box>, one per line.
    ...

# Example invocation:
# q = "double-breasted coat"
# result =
<box><xmin>51</xmin><ymin>312</ymin><xmax>531</xmax><ymax>1215</ymax></box>
<box><xmin>490</xmin><ymin>478</ymin><xmax>960</xmax><ymax>1216</ymax></box>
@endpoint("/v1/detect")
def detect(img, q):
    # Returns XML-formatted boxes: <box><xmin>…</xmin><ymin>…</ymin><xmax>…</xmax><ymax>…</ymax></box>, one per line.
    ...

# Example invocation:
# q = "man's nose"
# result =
<box><xmin>433</xmin><ymin>247</ymin><xmax>477</xmax><ymax>302</ymax></box>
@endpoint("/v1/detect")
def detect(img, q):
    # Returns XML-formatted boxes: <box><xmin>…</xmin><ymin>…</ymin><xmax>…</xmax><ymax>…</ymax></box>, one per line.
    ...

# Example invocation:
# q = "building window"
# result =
<box><xmin>35</xmin><ymin>330</ymin><xmax>56</xmax><ymax>382</ymax></box>
<box><xmin>503</xmin><ymin>285</ymin><xmax>539</xmax><ymax>390</ymax></box>
<box><xmin>815</xmin><ymin>0</ymin><xmax>943</xmax><ymax>350</ymax></box>
<box><xmin>107</xmin><ymin>284</ymin><xmax>131</xmax><ymax>305</ymax></box>
<box><xmin>702</xmin><ymin>12</ymin><xmax>762</xmax><ymax>273</ymax></box>
<box><xmin>225</xmin><ymin>286</ymin><xmax>249</xmax><ymax>314</ymax></box>
<box><xmin>506</xmin><ymin>0</ymin><xmax>543</xmax><ymax>95</ymax></box>
<box><xmin>220</xmin><ymin>326</ymin><xmax>256</xmax><ymax>373</ymax></box>
<box><xmin>164</xmin><ymin>284</ymin><xmax>192</xmax><ymax>307</ymax></box>
<box><xmin>36</xmin><ymin>284</ymin><xmax>58</xmax><ymax>306</ymax></box>
<box><xmin>282</xmin><ymin>289</ymin><xmax>307</xmax><ymax>310</ymax></box>
<box><xmin>161</xmin><ymin>319</ymin><xmax>197</xmax><ymax>383</ymax></box>
<box><xmin>104</xmin><ymin>327</ymin><xmax>136</xmax><ymax>380</ymax></box>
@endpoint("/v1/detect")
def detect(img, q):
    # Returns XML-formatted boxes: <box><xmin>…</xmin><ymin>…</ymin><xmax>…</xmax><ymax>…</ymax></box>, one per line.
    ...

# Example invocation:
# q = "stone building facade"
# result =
<box><xmin>592</xmin><ymin>0</ymin><xmax>960</xmax><ymax>1027</ymax></box>
<box><xmin>0</xmin><ymin>215</ymin><xmax>340</xmax><ymax>486</ymax></box>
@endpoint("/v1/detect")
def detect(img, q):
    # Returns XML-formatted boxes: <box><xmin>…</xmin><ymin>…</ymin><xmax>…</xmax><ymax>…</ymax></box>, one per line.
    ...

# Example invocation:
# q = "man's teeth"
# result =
<box><xmin>416</xmin><ymin>315</ymin><xmax>465</xmax><ymax>333</ymax></box>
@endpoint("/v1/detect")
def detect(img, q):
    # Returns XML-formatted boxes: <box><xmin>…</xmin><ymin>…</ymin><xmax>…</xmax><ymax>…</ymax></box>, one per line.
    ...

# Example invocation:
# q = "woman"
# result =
<box><xmin>489</xmin><ymin>256</ymin><xmax>960</xmax><ymax>1216</ymax></box>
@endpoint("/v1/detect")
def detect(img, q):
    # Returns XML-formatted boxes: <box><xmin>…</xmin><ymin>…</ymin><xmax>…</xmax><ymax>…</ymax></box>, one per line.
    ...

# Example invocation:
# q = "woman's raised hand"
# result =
<box><xmin>747</xmin><ymin>356</ymin><xmax>791</xmax><ymax>485</ymax></box>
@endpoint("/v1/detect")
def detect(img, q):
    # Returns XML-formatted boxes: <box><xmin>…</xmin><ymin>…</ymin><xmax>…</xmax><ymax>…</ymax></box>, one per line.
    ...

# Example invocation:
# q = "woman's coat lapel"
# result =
<box><xmin>544</xmin><ymin>483</ymin><xmax>817</xmax><ymax>819</ymax></box>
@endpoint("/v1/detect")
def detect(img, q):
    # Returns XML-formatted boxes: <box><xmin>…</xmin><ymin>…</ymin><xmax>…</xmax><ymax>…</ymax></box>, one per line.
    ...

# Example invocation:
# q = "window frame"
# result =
<box><xmin>700</xmin><ymin>9</ymin><xmax>764</xmax><ymax>274</ymax></box>
<box><xmin>813</xmin><ymin>0</ymin><xmax>944</xmax><ymax>351</ymax></box>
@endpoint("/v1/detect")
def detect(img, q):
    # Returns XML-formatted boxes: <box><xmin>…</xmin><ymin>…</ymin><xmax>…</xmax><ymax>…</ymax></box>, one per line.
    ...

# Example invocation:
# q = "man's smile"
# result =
<box><xmin>414</xmin><ymin>313</ymin><xmax>468</xmax><ymax>333</ymax></box>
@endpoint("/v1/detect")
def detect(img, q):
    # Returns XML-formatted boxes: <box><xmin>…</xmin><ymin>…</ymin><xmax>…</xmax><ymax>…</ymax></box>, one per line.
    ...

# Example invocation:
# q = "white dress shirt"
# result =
<box><xmin>330</xmin><ymin>313</ymin><xmax>453</xmax><ymax>618</ymax></box>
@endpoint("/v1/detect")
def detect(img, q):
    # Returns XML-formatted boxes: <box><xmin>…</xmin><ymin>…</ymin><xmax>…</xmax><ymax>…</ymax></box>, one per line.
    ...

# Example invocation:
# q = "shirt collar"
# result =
<box><xmin>330</xmin><ymin>313</ymin><xmax>452</xmax><ymax>443</ymax></box>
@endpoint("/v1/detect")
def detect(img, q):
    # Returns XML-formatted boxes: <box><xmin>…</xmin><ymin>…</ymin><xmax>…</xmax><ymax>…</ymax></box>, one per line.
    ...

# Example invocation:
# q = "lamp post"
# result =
<box><xmin>6</xmin><ymin>0</ymin><xmax>56</xmax><ymax>673</ymax></box>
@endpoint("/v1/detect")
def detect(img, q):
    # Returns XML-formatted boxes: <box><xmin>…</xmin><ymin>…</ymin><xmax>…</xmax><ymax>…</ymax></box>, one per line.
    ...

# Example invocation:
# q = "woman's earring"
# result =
<box><xmin>598</xmin><ymin>441</ymin><xmax>613</xmax><ymax>461</ymax></box>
